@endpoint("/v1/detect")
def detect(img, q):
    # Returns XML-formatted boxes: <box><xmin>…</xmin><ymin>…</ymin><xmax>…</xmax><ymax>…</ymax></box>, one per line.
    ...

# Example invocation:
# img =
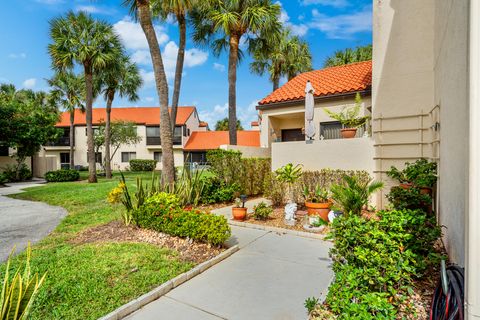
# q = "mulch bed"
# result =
<box><xmin>243</xmin><ymin>207</ymin><xmax>330</xmax><ymax>235</ymax></box>
<box><xmin>70</xmin><ymin>220</ymin><xmax>225</xmax><ymax>264</ymax></box>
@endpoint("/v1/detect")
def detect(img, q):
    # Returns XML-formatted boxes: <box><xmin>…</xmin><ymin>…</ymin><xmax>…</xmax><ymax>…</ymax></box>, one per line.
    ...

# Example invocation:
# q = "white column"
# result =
<box><xmin>467</xmin><ymin>0</ymin><xmax>480</xmax><ymax>318</ymax></box>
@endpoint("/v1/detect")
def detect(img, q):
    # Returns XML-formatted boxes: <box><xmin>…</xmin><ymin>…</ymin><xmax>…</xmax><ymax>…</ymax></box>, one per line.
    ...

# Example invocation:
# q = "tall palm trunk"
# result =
<box><xmin>137</xmin><ymin>0</ymin><xmax>175</xmax><ymax>185</ymax></box>
<box><xmin>228</xmin><ymin>34</ymin><xmax>240</xmax><ymax>145</ymax></box>
<box><xmin>273</xmin><ymin>76</ymin><xmax>280</xmax><ymax>91</ymax></box>
<box><xmin>84</xmin><ymin>63</ymin><xmax>97</xmax><ymax>183</ymax></box>
<box><xmin>105</xmin><ymin>90</ymin><xmax>114</xmax><ymax>179</ymax></box>
<box><xmin>171</xmin><ymin>14</ymin><xmax>186</xmax><ymax>135</ymax></box>
<box><xmin>69</xmin><ymin>110</ymin><xmax>75</xmax><ymax>169</ymax></box>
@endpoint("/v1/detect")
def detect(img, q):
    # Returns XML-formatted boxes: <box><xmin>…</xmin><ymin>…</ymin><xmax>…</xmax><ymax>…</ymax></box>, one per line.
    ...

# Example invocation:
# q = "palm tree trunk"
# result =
<box><xmin>137</xmin><ymin>0</ymin><xmax>175</xmax><ymax>185</ymax></box>
<box><xmin>84</xmin><ymin>64</ymin><xmax>97</xmax><ymax>183</ymax></box>
<box><xmin>69</xmin><ymin>110</ymin><xmax>75</xmax><ymax>169</ymax></box>
<box><xmin>273</xmin><ymin>76</ymin><xmax>280</xmax><ymax>91</ymax></box>
<box><xmin>105</xmin><ymin>90</ymin><xmax>114</xmax><ymax>179</ymax></box>
<box><xmin>170</xmin><ymin>14</ymin><xmax>186</xmax><ymax>135</ymax></box>
<box><xmin>228</xmin><ymin>34</ymin><xmax>240</xmax><ymax>145</ymax></box>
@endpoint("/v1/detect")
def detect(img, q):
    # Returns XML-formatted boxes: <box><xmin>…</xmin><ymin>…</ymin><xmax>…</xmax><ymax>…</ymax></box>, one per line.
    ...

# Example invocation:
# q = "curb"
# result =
<box><xmin>99</xmin><ymin>244</ymin><xmax>240</xmax><ymax>320</ymax></box>
<box><xmin>227</xmin><ymin>220</ymin><xmax>327</xmax><ymax>240</ymax></box>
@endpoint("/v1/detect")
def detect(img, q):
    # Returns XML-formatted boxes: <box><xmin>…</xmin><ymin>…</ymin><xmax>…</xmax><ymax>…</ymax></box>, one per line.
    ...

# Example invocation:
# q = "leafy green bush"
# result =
<box><xmin>325</xmin><ymin>209</ymin><xmax>441</xmax><ymax>318</ymax></box>
<box><xmin>45</xmin><ymin>169</ymin><xmax>80</xmax><ymax>182</ymax></box>
<box><xmin>132</xmin><ymin>192</ymin><xmax>231</xmax><ymax>245</ymax></box>
<box><xmin>264</xmin><ymin>169</ymin><xmax>371</xmax><ymax>205</ymax></box>
<box><xmin>253</xmin><ymin>201</ymin><xmax>273</xmax><ymax>220</ymax></box>
<box><xmin>330</xmin><ymin>175</ymin><xmax>383</xmax><ymax>216</ymax></box>
<box><xmin>387</xmin><ymin>159</ymin><xmax>437</xmax><ymax>188</ymax></box>
<box><xmin>206</xmin><ymin>149</ymin><xmax>270</xmax><ymax>196</ymax></box>
<box><xmin>386</xmin><ymin>186</ymin><xmax>432</xmax><ymax>212</ymax></box>
<box><xmin>129</xmin><ymin>159</ymin><xmax>157</xmax><ymax>171</ymax></box>
<box><xmin>1</xmin><ymin>163</ymin><xmax>32</xmax><ymax>182</ymax></box>
<box><xmin>200</xmin><ymin>176</ymin><xmax>239</xmax><ymax>204</ymax></box>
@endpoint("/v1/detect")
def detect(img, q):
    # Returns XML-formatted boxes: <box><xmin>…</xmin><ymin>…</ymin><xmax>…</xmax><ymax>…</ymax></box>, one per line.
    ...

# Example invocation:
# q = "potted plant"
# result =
<box><xmin>324</xmin><ymin>93</ymin><xmax>370</xmax><ymax>138</ymax></box>
<box><xmin>232</xmin><ymin>195</ymin><xmax>247</xmax><ymax>221</ymax></box>
<box><xmin>303</xmin><ymin>185</ymin><xmax>331</xmax><ymax>222</ymax></box>
<box><xmin>387</xmin><ymin>159</ymin><xmax>437</xmax><ymax>194</ymax></box>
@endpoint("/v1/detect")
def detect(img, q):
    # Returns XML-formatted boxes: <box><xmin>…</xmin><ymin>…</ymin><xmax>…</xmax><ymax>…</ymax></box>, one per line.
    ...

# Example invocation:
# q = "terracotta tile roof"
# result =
<box><xmin>184</xmin><ymin>131</ymin><xmax>260</xmax><ymax>151</ymax></box>
<box><xmin>251</xmin><ymin>121</ymin><xmax>259</xmax><ymax>126</ymax></box>
<box><xmin>258</xmin><ymin>60</ymin><xmax>372</xmax><ymax>106</ymax></box>
<box><xmin>56</xmin><ymin>106</ymin><xmax>195</xmax><ymax>127</ymax></box>
<box><xmin>199</xmin><ymin>121</ymin><xmax>208</xmax><ymax>127</ymax></box>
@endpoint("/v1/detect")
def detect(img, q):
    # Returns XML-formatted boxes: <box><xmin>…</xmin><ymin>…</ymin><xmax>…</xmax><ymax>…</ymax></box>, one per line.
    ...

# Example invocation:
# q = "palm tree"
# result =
<box><xmin>48</xmin><ymin>11</ymin><xmax>123</xmax><ymax>183</ymax></box>
<box><xmin>122</xmin><ymin>0</ymin><xmax>175</xmax><ymax>185</ymax></box>
<box><xmin>250</xmin><ymin>28</ymin><xmax>312</xmax><ymax>91</ymax></box>
<box><xmin>192</xmin><ymin>0</ymin><xmax>281</xmax><ymax>145</ymax></box>
<box><xmin>214</xmin><ymin>117</ymin><xmax>243</xmax><ymax>131</ymax></box>
<box><xmin>95</xmin><ymin>55</ymin><xmax>142</xmax><ymax>179</ymax></box>
<box><xmin>324</xmin><ymin>44</ymin><xmax>372</xmax><ymax>68</ymax></box>
<box><xmin>47</xmin><ymin>71</ymin><xmax>85</xmax><ymax>169</ymax></box>
<box><xmin>152</xmin><ymin>0</ymin><xmax>196</xmax><ymax>134</ymax></box>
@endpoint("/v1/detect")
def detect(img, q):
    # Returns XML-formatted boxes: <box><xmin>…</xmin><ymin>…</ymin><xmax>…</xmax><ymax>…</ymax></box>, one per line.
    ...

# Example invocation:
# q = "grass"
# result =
<box><xmin>1</xmin><ymin>171</ymin><xmax>194</xmax><ymax>320</ymax></box>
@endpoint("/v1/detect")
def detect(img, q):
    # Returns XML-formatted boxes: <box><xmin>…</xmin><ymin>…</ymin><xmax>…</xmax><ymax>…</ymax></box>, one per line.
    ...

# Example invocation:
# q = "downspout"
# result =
<box><xmin>467</xmin><ymin>0</ymin><xmax>480</xmax><ymax>318</ymax></box>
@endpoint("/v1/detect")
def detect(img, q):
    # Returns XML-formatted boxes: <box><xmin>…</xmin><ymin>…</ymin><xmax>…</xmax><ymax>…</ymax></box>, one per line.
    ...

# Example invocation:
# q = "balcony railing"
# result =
<box><xmin>46</xmin><ymin>136</ymin><xmax>71</xmax><ymax>147</ymax></box>
<box><xmin>146</xmin><ymin>136</ymin><xmax>182</xmax><ymax>145</ymax></box>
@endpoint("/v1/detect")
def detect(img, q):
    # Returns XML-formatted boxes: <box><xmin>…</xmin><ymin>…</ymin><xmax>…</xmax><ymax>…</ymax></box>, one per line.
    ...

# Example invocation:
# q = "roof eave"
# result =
<box><xmin>256</xmin><ymin>88</ymin><xmax>371</xmax><ymax>111</ymax></box>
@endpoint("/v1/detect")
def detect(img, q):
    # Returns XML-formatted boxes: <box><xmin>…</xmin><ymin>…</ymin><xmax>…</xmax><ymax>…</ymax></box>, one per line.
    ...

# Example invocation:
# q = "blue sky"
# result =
<box><xmin>0</xmin><ymin>0</ymin><xmax>372</xmax><ymax>128</ymax></box>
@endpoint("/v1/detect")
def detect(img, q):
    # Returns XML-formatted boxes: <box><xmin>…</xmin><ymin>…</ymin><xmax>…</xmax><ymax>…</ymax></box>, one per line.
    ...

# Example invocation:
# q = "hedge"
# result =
<box><xmin>45</xmin><ymin>169</ymin><xmax>80</xmax><ymax>182</ymax></box>
<box><xmin>206</xmin><ymin>149</ymin><xmax>270</xmax><ymax>196</ymax></box>
<box><xmin>129</xmin><ymin>159</ymin><xmax>157</xmax><ymax>171</ymax></box>
<box><xmin>132</xmin><ymin>193</ymin><xmax>231</xmax><ymax>246</ymax></box>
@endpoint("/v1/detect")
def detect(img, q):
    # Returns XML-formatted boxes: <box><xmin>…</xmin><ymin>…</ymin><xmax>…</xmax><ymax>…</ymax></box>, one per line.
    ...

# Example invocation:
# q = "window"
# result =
<box><xmin>185</xmin><ymin>152</ymin><xmax>207</xmax><ymax>164</ymax></box>
<box><xmin>86</xmin><ymin>152</ymin><xmax>102</xmax><ymax>163</ymax></box>
<box><xmin>60</xmin><ymin>152</ymin><xmax>70</xmax><ymax>169</ymax></box>
<box><xmin>121</xmin><ymin>152</ymin><xmax>136</xmax><ymax>162</ymax></box>
<box><xmin>154</xmin><ymin>152</ymin><xmax>162</xmax><ymax>162</ymax></box>
<box><xmin>146</xmin><ymin>126</ymin><xmax>160</xmax><ymax>137</ymax></box>
<box><xmin>320</xmin><ymin>121</ymin><xmax>342</xmax><ymax>139</ymax></box>
<box><xmin>85</xmin><ymin>127</ymin><xmax>99</xmax><ymax>136</ymax></box>
<box><xmin>0</xmin><ymin>146</ymin><xmax>9</xmax><ymax>157</ymax></box>
<box><xmin>281</xmin><ymin>129</ymin><xmax>305</xmax><ymax>142</ymax></box>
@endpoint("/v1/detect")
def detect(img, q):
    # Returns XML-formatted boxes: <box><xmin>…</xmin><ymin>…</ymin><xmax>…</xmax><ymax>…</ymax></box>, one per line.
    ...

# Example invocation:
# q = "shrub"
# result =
<box><xmin>129</xmin><ymin>159</ymin><xmax>157</xmax><ymax>171</ymax></box>
<box><xmin>200</xmin><ymin>176</ymin><xmax>239</xmax><ymax>204</ymax></box>
<box><xmin>45</xmin><ymin>169</ymin><xmax>80</xmax><ymax>182</ymax></box>
<box><xmin>330</xmin><ymin>175</ymin><xmax>383</xmax><ymax>216</ymax></box>
<box><xmin>1</xmin><ymin>163</ymin><xmax>32</xmax><ymax>182</ymax></box>
<box><xmin>253</xmin><ymin>201</ymin><xmax>273</xmax><ymax>220</ymax></box>
<box><xmin>132</xmin><ymin>192</ymin><xmax>231</xmax><ymax>245</ymax></box>
<box><xmin>206</xmin><ymin>149</ymin><xmax>270</xmax><ymax>196</ymax></box>
<box><xmin>386</xmin><ymin>186</ymin><xmax>432</xmax><ymax>212</ymax></box>
<box><xmin>386</xmin><ymin>159</ymin><xmax>437</xmax><ymax>188</ymax></box>
<box><xmin>325</xmin><ymin>209</ymin><xmax>441</xmax><ymax>318</ymax></box>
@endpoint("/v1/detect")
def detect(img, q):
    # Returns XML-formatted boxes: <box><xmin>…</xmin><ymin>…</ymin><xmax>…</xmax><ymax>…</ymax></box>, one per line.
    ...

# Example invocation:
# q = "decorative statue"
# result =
<box><xmin>284</xmin><ymin>201</ymin><xmax>297</xmax><ymax>225</ymax></box>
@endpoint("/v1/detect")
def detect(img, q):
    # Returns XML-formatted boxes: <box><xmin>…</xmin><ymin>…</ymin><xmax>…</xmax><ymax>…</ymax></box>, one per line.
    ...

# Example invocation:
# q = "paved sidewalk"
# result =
<box><xmin>126</xmin><ymin>199</ymin><xmax>333</xmax><ymax>320</ymax></box>
<box><xmin>0</xmin><ymin>180</ymin><xmax>66</xmax><ymax>261</ymax></box>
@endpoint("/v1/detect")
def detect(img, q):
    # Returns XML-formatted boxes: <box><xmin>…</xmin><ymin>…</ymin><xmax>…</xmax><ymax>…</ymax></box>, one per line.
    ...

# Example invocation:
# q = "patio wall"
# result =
<box><xmin>271</xmin><ymin>137</ymin><xmax>375</xmax><ymax>173</ymax></box>
<box><xmin>220</xmin><ymin>145</ymin><xmax>270</xmax><ymax>158</ymax></box>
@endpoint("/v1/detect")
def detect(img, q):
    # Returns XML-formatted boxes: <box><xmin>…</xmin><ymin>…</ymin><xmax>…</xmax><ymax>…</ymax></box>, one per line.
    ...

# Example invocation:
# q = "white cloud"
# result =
<box><xmin>198</xmin><ymin>100</ymin><xmax>259</xmax><ymax>129</ymax></box>
<box><xmin>131</xmin><ymin>50</ymin><xmax>151</xmax><ymax>65</ymax></box>
<box><xmin>23</xmin><ymin>78</ymin><xmax>36</xmax><ymax>89</ymax></box>
<box><xmin>162</xmin><ymin>41</ymin><xmax>208</xmax><ymax>79</ymax></box>
<box><xmin>144</xmin><ymin>97</ymin><xmax>154</xmax><ymax>102</ymax></box>
<box><xmin>238</xmin><ymin>100</ymin><xmax>260</xmax><ymax>126</ymax></box>
<box><xmin>8</xmin><ymin>53</ymin><xmax>26</xmax><ymax>59</ymax></box>
<box><xmin>301</xmin><ymin>0</ymin><xmax>349</xmax><ymax>7</ymax></box>
<box><xmin>213</xmin><ymin>63</ymin><xmax>225</xmax><ymax>72</ymax></box>
<box><xmin>75</xmin><ymin>5</ymin><xmax>113</xmax><ymax>15</ymax></box>
<box><xmin>310</xmin><ymin>6</ymin><xmax>372</xmax><ymax>39</ymax></box>
<box><xmin>276</xmin><ymin>2</ymin><xmax>309</xmax><ymax>36</ymax></box>
<box><xmin>139</xmin><ymin>69</ymin><xmax>155</xmax><ymax>86</ymax></box>
<box><xmin>113</xmin><ymin>16</ymin><xmax>169</xmax><ymax>50</ymax></box>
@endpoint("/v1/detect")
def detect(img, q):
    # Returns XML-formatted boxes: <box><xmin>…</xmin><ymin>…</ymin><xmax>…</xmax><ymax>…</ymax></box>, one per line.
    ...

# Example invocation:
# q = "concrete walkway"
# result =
<box><xmin>126</xmin><ymin>200</ymin><xmax>333</xmax><ymax>320</ymax></box>
<box><xmin>0</xmin><ymin>180</ymin><xmax>67</xmax><ymax>261</ymax></box>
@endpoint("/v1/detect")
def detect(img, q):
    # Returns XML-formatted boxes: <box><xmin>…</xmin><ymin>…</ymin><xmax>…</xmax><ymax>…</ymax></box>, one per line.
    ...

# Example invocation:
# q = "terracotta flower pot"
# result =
<box><xmin>232</xmin><ymin>207</ymin><xmax>247</xmax><ymax>221</ymax></box>
<box><xmin>305</xmin><ymin>202</ymin><xmax>331</xmax><ymax>222</ymax></box>
<box><xmin>420</xmin><ymin>187</ymin><xmax>433</xmax><ymax>195</ymax></box>
<box><xmin>399</xmin><ymin>182</ymin><xmax>413</xmax><ymax>189</ymax></box>
<box><xmin>340</xmin><ymin>128</ymin><xmax>357</xmax><ymax>139</ymax></box>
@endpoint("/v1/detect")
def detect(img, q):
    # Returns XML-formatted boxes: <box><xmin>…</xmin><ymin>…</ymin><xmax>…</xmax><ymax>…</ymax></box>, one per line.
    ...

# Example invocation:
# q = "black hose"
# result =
<box><xmin>430</xmin><ymin>264</ymin><xmax>465</xmax><ymax>320</ymax></box>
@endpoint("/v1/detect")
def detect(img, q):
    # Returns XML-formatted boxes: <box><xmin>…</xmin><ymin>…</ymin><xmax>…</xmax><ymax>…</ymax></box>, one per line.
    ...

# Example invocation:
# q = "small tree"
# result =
<box><xmin>275</xmin><ymin>163</ymin><xmax>303</xmax><ymax>203</ymax></box>
<box><xmin>214</xmin><ymin>117</ymin><xmax>243</xmax><ymax>131</ymax></box>
<box><xmin>94</xmin><ymin>121</ymin><xmax>141</xmax><ymax>170</ymax></box>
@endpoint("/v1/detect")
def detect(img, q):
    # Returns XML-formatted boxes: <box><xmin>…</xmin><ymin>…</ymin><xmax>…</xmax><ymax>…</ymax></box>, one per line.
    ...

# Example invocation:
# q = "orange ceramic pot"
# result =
<box><xmin>305</xmin><ymin>202</ymin><xmax>331</xmax><ymax>222</ymax></box>
<box><xmin>232</xmin><ymin>207</ymin><xmax>247</xmax><ymax>221</ymax></box>
<box><xmin>341</xmin><ymin>128</ymin><xmax>357</xmax><ymax>138</ymax></box>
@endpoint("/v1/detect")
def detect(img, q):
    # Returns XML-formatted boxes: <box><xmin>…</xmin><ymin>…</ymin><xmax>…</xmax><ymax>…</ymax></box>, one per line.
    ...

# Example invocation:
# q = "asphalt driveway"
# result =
<box><xmin>0</xmin><ymin>181</ymin><xmax>66</xmax><ymax>262</ymax></box>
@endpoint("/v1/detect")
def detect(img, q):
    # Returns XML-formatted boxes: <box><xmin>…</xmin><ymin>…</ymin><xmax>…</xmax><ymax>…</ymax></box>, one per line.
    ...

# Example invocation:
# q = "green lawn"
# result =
<box><xmin>2</xmin><ymin>172</ymin><xmax>194</xmax><ymax>320</ymax></box>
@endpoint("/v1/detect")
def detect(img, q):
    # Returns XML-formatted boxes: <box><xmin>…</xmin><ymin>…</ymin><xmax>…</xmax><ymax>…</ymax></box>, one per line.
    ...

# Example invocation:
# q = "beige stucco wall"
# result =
<box><xmin>373</xmin><ymin>0</ymin><xmax>469</xmax><ymax>265</ymax></box>
<box><xmin>271</xmin><ymin>137</ymin><xmax>375</xmax><ymax>173</ymax></box>
<box><xmin>220</xmin><ymin>145</ymin><xmax>270</xmax><ymax>158</ymax></box>
<box><xmin>433</xmin><ymin>0</ymin><xmax>469</xmax><ymax>265</ymax></box>
<box><xmin>259</xmin><ymin>95</ymin><xmax>371</xmax><ymax>147</ymax></box>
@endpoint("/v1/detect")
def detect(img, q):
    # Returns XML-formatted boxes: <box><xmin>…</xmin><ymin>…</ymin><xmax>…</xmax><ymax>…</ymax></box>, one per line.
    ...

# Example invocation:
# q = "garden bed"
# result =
<box><xmin>71</xmin><ymin>220</ymin><xmax>225</xmax><ymax>264</ymax></box>
<box><xmin>244</xmin><ymin>206</ymin><xmax>330</xmax><ymax>234</ymax></box>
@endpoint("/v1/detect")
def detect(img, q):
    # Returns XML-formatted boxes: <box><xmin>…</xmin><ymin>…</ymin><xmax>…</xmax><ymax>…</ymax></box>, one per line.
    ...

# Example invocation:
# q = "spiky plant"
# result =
<box><xmin>0</xmin><ymin>245</ymin><xmax>46</xmax><ymax>320</ymax></box>
<box><xmin>330</xmin><ymin>175</ymin><xmax>383</xmax><ymax>216</ymax></box>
